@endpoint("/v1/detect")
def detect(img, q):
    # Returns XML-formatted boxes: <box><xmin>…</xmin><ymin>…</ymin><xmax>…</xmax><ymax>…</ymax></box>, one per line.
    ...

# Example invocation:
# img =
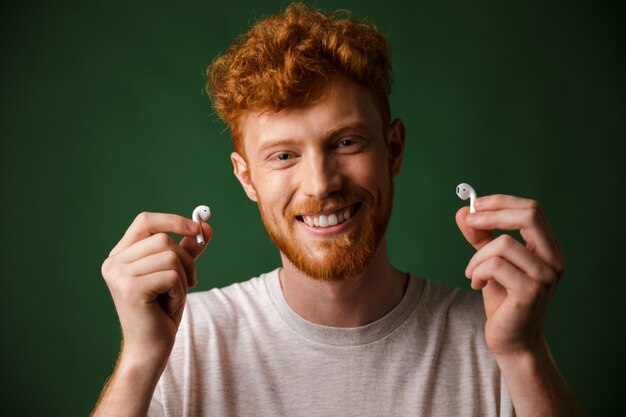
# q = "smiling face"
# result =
<box><xmin>231</xmin><ymin>77</ymin><xmax>405</xmax><ymax>281</ymax></box>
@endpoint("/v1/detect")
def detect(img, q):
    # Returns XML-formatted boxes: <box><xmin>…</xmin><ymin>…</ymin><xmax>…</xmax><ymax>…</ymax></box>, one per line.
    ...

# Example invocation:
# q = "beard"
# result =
<box><xmin>256</xmin><ymin>180</ymin><xmax>394</xmax><ymax>282</ymax></box>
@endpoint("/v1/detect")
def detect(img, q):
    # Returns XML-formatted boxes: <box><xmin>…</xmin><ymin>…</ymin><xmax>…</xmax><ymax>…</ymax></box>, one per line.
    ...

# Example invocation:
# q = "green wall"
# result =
<box><xmin>1</xmin><ymin>0</ymin><xmax>624</xmax><ymax>415</ymax></box>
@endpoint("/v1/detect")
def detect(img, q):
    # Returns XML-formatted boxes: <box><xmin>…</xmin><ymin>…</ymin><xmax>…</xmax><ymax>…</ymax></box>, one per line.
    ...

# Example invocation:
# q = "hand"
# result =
<box><xmin>455</xmin><ymin>195</ymin><xmax>565</xmax><ymax>357</ymax></box>
<box><xmin>101</xmin><ymin>212</ymin><xmax>213</xmax><ymax>364</ymax></box>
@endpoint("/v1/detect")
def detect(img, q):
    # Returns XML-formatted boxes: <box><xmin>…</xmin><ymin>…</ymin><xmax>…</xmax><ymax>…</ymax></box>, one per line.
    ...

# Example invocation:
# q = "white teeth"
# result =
<box><xmin>301</xmin><ymin>206</ymin><xmax>354</xmax><ymax>228</ymax></box>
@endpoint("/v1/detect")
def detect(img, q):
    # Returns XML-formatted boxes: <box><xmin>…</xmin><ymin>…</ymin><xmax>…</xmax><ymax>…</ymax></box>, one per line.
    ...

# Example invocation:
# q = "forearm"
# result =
<box><xmin>91</xmin><ymin>351</ymin><xmax>167</xmax><ymax>417</ymax></box>
<box><xmin>495</xmin><ymin>341</ymin><xmax>584</xmax><ymax>417</ymax></box>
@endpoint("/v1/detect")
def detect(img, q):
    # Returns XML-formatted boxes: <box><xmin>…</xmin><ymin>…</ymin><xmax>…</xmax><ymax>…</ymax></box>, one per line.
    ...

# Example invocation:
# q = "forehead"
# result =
<box><xmin>239</xmin><ymin>78</ymin><xmax>383</xmax><ymax>155</ymax></box>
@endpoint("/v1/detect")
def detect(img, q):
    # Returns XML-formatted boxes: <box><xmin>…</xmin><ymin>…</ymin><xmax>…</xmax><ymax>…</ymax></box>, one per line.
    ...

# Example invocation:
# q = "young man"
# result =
<box><xmin>93</xmin><ymin>3</ymin><xmax>582</xmax><ymax>416</ymax></box>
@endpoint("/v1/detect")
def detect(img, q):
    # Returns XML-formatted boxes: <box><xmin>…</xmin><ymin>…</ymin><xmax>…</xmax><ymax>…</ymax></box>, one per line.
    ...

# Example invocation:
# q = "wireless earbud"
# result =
<box><xmin>192</xmin><ymin>205</ymin><xmax>211</xmax><ymax>244</ymax></box>
<box><xmin>456</xmin><ymin>183</ymin><xmax>477</xmax><ymax>213</ymax></box>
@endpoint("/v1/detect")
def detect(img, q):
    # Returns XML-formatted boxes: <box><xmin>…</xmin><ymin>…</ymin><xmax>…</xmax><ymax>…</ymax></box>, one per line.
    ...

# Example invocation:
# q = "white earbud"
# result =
<box><xmin>456</xmin><ymin>183</ymin><xmax>477</xmax><ymax>213</ymax></box>
<box><xmin>192</xmin><ymin>205</ymin><xmax>211</xmax><ymax>244</ymax></box>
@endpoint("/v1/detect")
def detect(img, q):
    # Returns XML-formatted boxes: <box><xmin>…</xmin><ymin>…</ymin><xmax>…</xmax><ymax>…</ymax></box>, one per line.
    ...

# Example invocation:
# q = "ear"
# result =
<box><xmin>387</xmin><ymin>118</ymin><xmax>406</xmax><ymax>177</ymax></box>
<box><xmin>231</xmin><ymin>152</ymin><xmax>258</xmax><ymax>202</ymax></box>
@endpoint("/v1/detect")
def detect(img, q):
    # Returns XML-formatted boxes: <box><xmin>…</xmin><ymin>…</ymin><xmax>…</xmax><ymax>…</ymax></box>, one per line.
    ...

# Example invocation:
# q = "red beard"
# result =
<box><xmin>257</xmin><ymin>182</ymin><xmax>393</xmax><ymax>281</ymax></box>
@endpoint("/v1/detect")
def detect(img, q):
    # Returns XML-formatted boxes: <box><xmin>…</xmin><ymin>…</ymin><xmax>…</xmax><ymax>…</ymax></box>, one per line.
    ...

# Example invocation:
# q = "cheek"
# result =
<box><xmin>256</xmin><ymin>173</ymin><xmax>296</xmax><ymax>217</ymax></box>
<box><xmin>346</xmin><ymin>152</ymin><xmax>390</xmax><ymax>188</ymax></box>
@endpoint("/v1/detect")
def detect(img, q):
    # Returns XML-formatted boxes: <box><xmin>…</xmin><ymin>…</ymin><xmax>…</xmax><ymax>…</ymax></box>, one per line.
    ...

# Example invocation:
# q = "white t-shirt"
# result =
<box><xmin>149</xmin><ymin>269</ymin><xmax>514</xmax><ymax>416</ymax></box>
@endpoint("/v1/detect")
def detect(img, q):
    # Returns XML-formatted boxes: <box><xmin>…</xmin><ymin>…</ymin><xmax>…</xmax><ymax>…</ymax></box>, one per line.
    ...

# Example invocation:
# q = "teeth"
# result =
<box><xmin>301</xmin><ymin>206</ymin><xmax>354</xmax><ymax>228</ymax></box>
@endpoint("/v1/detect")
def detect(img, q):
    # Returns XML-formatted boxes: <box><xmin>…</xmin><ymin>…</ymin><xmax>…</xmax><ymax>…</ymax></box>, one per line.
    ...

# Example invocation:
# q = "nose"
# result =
<box><xmin>301</xmin><ymin>152</ymin><xmax>342</xmax><ymax>200</ymax></box>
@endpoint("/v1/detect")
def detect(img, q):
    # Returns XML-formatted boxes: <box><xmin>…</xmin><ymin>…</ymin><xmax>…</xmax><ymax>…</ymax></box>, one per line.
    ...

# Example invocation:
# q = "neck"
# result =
<box><xmin>278</xmin><ymin>239</ymin><xmax>407</xmax><ymax>327</ymax></box>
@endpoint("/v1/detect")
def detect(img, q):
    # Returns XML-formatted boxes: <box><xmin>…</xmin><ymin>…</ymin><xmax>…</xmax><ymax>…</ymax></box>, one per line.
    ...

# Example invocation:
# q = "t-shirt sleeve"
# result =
<box><xmin>500</xmin><ymin>371</ymin><xmax>516</xmax><ymax>416</ymax></box>
<box><xmin>147</xmin><ymin>382</ymin><xmax>165</xmax><ymax>417</ymax></box>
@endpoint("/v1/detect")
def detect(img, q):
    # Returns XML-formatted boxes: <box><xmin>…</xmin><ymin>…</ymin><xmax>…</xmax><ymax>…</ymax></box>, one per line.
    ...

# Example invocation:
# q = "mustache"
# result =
<box><xmin>286</xmin><ymin>190</ymin><xmax>366</xmax><ymax>217</ymax></box>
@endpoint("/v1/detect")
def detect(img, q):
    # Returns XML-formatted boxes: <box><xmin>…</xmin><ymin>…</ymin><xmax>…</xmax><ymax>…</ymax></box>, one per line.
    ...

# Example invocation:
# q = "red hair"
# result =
<box><xmin>205</xmin><ymin>2</ymin><xmax>392</xmax><ymax>154</ymax></box>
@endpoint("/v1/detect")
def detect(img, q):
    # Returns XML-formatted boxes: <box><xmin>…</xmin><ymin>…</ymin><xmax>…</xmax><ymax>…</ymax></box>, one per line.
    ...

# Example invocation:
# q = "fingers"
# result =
<box><xmin>117</xmin><ymin>233</ymin><xmax>196</xmax><ymax>288</ymax></box>
<box><xmin>124</xmin><ymin>250</ymin><xmax>189</xmax><ymax>316</ymax></box>
<box><xmin>474</xmin><ymin>194</ymin><xmax>539</xmax><ymax>211</ymax></box>
<box><xmin>469</xmin><ymin>256</ymin><xmax>526</xmax><ymax>291</ymax></box>
<box><xmin>106</xmin><ymin>212</ymin><xmax>213</xmax><ymax>303</ymax></box>
<box><xmin>125</xmin><ymin>251</ymin><xmax>188</xmax><ymax>292</ymax></box>
<box><xmin>104</xmin><ymin>249</ymin><xmax>189</xmax><ymax>315</ymax></box>
<box><xmin>101</xmin><ymin>211</ymin><xmax>212</xmax><ymax>357</ymax></box>
<box><xmin>466</xmin><ymin>235</ymin><xmax>557</xmax><ymax>287</ymax></box>
<box><xmin>180</xmin><ymin>222</ymin><xmax>213</xmax><ymax>260</ymax></box>
<box><xmin>110</xmin><ymin>212</ymin><xmax>200</xmax><ymax>257</ymax></box>
<box><xmin>139</xmin><ymin>270</ymin><xmax>186</xmax><ymax>316</ymax></box>
<box><xmin>464</xmin><ymin>195</ymin><xmax>565</xmax><ymax>276</ymax></box>
<box><xmin>455</xmin><ymin>206</ymin><xmax>494</xmax><ymax>250</ymax></box>
<box><xmin>470</xmin><ymin>256</ymin><xmax>551</xmax><ymax>313</ymax></box>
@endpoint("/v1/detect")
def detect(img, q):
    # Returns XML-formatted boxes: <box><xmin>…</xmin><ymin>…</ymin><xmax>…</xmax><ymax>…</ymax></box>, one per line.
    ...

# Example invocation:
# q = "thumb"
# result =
<box><xmin>180</xmin><ymin>222</ymin><xmax>213</xmax><ymax>259</ymax></box>
<box><xmin>455</xmin><ymin>206</ymin><xmax>493</xmax><ymax>251</ymax></box>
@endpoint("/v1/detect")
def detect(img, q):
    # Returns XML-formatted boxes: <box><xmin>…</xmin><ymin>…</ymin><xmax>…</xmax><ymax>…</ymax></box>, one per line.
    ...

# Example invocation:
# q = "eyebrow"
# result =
<box><xmin>257</xmin><ymin>138</ymin><xmax>300</xmax><ymax>154</ymax></box>
<box><xmin>324</xmin><ymin>122</ymin><xmax>376</xmax><ymax>140</ymax></box>
<box><xmin>257</xmin><ymin>121</ymin><xmax>377</xmax><ymax>154</ymax></box>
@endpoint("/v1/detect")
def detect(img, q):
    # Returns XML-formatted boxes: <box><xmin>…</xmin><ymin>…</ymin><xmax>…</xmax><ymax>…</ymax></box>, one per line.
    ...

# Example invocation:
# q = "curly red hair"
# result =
<box><xmin>205</xmin><ymin>2</ymin><xmax>392</xmax><ymax>154</ymax></box>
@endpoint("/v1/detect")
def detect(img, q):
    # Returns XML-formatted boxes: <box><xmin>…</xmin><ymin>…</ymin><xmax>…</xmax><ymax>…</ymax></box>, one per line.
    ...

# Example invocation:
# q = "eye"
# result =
<box><xmin>334</xmin><ymin>136</ymin><xmax>366</xmax><ymax>154</ymax></box>
<box><xmin>276</xmin><ymin>153</ymin><xmax>292</xmax><ymax>161</ymax></box>
<box><xmin>266</xmin><ymin>150</ymin><xmax>299</xmax><ymax>167</ymax></box>
<box><xmin>338</xmin><ymin>138</ymin><xmax>355</xmax><ymax>147</ymax></box>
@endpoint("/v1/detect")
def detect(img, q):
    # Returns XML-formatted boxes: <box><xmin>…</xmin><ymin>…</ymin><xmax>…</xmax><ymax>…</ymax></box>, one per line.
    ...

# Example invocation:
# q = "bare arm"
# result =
<box><xmin>495</xmin><ymin>343</ymin><xmax>583</xmax><ymax>417</ymax></box>
<box><xmin>92</xmin><ymin>212</ymin><xmax>212</xmax><ymax>417</ymax></box>
<box><xmin>91</xmin><ymin>350</ymin><xmax>168</xmax><ymax>417</ymax></box>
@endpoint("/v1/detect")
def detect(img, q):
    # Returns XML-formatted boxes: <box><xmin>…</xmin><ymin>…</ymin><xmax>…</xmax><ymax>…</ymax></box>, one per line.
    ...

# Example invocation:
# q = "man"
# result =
<box><xmin>93</xmin><ymin>3</ymin><xmax>582</xmax><ymax>416</ymax></box>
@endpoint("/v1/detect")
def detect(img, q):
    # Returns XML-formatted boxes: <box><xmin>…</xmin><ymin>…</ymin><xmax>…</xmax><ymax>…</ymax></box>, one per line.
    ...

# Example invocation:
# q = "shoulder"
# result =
<box><xmin>179</xmin><ymin>269</ymin><xmax>277</xmax><ymax>333</ymax></box>
<box><xmin>417</xmin><ymin>277</ymin><xmax>486</xmax><ymax>331</ymax></box>
<box><xmin>410</xmin><ymin>277</ymin><xmax>494</xmax><ymax>362</ymax></box>
<box><xmin>186</xmin><ymin>271</ymin><xmax>269</xmax><ymax>310</ymax></box>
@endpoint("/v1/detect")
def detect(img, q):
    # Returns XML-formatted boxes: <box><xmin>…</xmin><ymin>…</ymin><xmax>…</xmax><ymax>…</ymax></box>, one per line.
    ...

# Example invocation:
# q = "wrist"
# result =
<box><xmin>118</xmin><ymin>342</ymin><xmax>172</xmax><ymax>379</ymax></box>
<box><xmin>492</xmin><ymin>337</ymin><xmax>553</xmax><ymax>374</ymax></box>
<box><xmin>494</xmin><ymin>341</ymin><xmax>584</xmax><ymax>417</ymax></box>
<box><xmin>91</xmin><ymin>346</ymin><xmax>171</xmax><ymax>417</ymax></box>
<box><xmin>113</xmin><ymin>350</ymin><xmax>169</xmax><ymax>397</ymax></box>
<box><xmin>119</xmin><ymin>333</ymin><xmax>175</xmax><ymax>365</ymax></box>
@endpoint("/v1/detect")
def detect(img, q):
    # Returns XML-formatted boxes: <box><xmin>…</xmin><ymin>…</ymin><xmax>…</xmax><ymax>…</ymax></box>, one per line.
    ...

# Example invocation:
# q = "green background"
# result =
<box><xmin>1</xmin><ymin>0</ymin><xmax>624</xmax><ymax>415</ymax></box>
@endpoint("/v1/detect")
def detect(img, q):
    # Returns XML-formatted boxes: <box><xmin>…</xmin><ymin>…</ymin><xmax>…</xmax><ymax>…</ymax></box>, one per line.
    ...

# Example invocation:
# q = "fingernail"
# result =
<box><xmin>467</xmin><ymin>213</ymin><xmax>478</xmax><ymax>223</ymax></box>
<box><xmin>188</xmin><ymin>221</ymin><xmax>199</xmax><ymax>231</ymax></box>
